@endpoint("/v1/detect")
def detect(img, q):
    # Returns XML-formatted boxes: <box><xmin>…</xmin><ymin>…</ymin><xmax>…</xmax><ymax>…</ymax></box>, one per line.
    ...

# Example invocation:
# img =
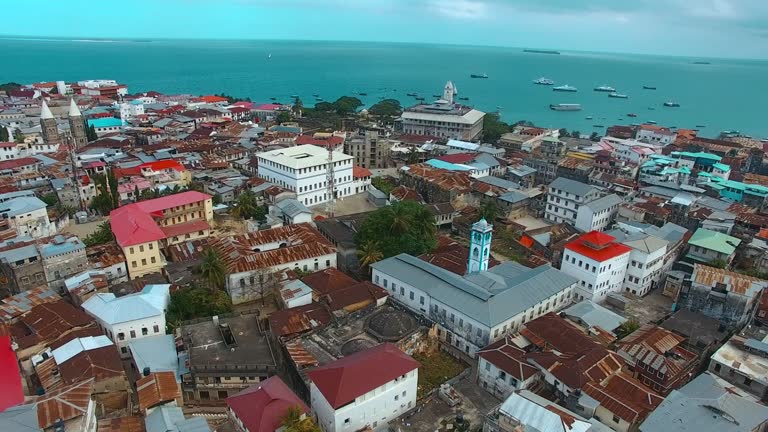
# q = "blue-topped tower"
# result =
<box><xmin>468</xmin><ymin>218</ymin><xmax>493</xmax><ymax>274</ymax></box>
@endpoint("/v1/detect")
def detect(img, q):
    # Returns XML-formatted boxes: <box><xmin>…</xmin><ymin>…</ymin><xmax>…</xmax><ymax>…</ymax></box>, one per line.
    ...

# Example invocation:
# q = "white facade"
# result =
<box><xmin>311</xmin><ymin>370</ymin><xmax>417</xmax><ymax>432</ymax></box>
<box><xmin>477</xmin><ymin>356</ymin><xmax>538</xmax><ymax>398</ymax></box>
<box><xmin>622</xmin><ymin>241</ymin><xmax>666</xmax><ymax>297</ymax></box>
<box><xmin>1</xmin><ymin>197</ymin><xmax>54</xmax><ymax>239</ymax></box>
<box><xmin>117</xmin><ymin>101</ymin><xmax>145</xmax><ymax>120</ymax></box>
<box><xmin>257</xmin><ymin>145</ymin><xmax>354</xmax><ymax>207</ymax></box>
<box><xmin>574</xmin><ymin>195</ymin><xmax>621</xmax><ymax>232</ymax></box>
<box><xmin>561</xmin><ymin>248</ymin><xmax>630</xmax><ymax>303</ymax></box>
<box><xmin>636</xmin><ymin>127</ymin><xmax>676</xmax><ymax>146</ymax></box>
<box><xmin>545</xmin><ymin>181</ymin><xmax>600</xmax><ymax>225</ymax></box>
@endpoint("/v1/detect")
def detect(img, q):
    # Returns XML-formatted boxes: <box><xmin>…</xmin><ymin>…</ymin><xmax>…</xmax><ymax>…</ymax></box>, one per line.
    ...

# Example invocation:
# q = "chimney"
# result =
<box><xmin>143</xmin><ymin>367</ymin><xmax>151</xmax><ymax>377</ymax></box>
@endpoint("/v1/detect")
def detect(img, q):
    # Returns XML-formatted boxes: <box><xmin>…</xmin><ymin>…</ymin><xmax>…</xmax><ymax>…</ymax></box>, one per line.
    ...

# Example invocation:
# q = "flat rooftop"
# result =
<box><xmin>182</xmin><ymin>313</ymin><xmax>276</xmax><ymax>373</ymax></box>
<box><xmin>257</xmin><ymin>144</ymin><xmax>352</xmax><ymax>168</ymax></box>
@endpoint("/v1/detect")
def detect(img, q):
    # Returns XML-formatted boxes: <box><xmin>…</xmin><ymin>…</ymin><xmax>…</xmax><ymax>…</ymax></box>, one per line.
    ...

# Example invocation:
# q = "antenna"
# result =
<box><xmin>325</xmin><ymin>144</ymin><xmax>335</xmax><ymax>217</ymax></box>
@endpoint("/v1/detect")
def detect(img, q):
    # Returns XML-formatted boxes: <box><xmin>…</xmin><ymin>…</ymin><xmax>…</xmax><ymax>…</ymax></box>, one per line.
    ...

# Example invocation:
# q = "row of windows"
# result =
<box><xmin>115</xmin><ymin>325</ymin><xmax>161</xmax><ymax>340</ymax></box>
<box><xmin>131</xmin><ymin>256</ymin><xmax>158</xmax><ymax>268</ymax></box>
<box><xmin>129</xmin><ymin>243</ymin><xmax>154</xmax><ymax>254</ymax></box>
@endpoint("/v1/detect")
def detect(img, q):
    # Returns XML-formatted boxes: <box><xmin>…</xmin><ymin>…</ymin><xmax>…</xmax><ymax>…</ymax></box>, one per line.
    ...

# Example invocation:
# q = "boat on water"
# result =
<box><xmin>553</xmin><ymin>84</ymin><xmax>577</xmax><ymax>92</ymax></box>
<box><xmin>406</xmin><ymin>92</ymin><xmax>418</xmax><ymax>97</ymax></box>
<box><xmin>268</xmin><ymin>53</ymin><xmax>272</xmax><ymax>59</ymax></box>
<box><xmin>585</xmin><ymin>116</ymin><xmax>593</xmax><ymax>120</ymax></box>
<box><xmin>608</xmin><ymin>93</ymin><xmax>629</xmax><ymax>99</ymax></box>
<box><xmin>594</xmin><ymin>85</ymin><xmax>616</xmax><ymax>92</ymax></box>
<box><xmin>433</xmin><ymin>94</ymin><xmax>441</xmax><ymax>98</ymax></box>
<box><xmin>459</xmin><ymin>97</ymin><xmax>469</xmax><ymax>101</ymax></box>
<box><xmin>358</xmin><ymin>93</ymin><xmax>367</xmax><ymax>96</ymax></box>
<box><xmin>533</xmin><ymin>77</ymin><xmax>555</xmax><ymax>85</ymax></box>
<box><xmin>696</xmin><ymin>125</ymin><xmax>706</xmax><ymax>128</ymax></box>
<box><xmin>627</xmin><ymin>113</ymin><xmax>637</xmax><ymax>118</ymax></box>
<box><xmin>593</xmin><ymin>125</ymin><xmax>605</xmax><ymax>128</ymax></box>
<box><xmin>663</xmin><ymin>101</ymin><xmax>680</xmax><ymax>107</ymax></box>
<box><xmin>524</xmin><ymin>49</ymin><xmax>560</xmax><ymax>55</ymax></box>
<box><xmin>312</xmin><ymin>94</ymin><xmax>319</xmax><ymax>97</ymax></box>
<box><xmin>648</xmin><ymin>107</ymin><xmax>656</xmax><ymax>111</ymax></box>
<box><xmin>315</xmin><ymin>98</ymin><xmax>324</xmax><ymax>101</ymax></box>
<box><xmin>550</xmin><ymin>103</ymin><xmax>582</xmax><ymax>111</ymax></box>
<box><xmin>643</xmin><ymin>85</ymin><xmax>657</xmax><ymax>90</ymax></box>
<box><xmin>496</xmin><ymin>106</ymin><xmax>504</xmax><ymax>110</ymax></box>
<box><xmin>470</xmin><ymin>73</ymin><xmax>488</xmax><ymax>79</ymax></box>
<box><xmin>415</xmin><ymin>97</ymin><xmax>425</xmax><ymax>101</ymax></box>
<box><xmin>647</xmin><ymin>120</ymin><xmax>657</xmax><ymax>124</ymax></box>
<box><xmin>270</xmin><ymin>97</ymin><xmax>277</xmax><ymax>101</ymax></box>
<box><xmin>290</xmin><ymin>94</ymin><xmax>299</xmax><ymax>98</ymax></box>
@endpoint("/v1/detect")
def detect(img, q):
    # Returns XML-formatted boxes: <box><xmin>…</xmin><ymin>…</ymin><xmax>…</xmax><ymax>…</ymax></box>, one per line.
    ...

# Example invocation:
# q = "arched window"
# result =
<box><xmin>473</xmin><ymin>247</ymin><xmax>479</xmax><ymax>257</ymax></box>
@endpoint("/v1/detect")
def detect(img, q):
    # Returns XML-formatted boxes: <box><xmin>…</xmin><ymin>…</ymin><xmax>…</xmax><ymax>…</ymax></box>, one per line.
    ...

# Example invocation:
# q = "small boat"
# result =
<box><xmin>459</xmin><ymin>97</ymin><xmax>469</xmax><ymax>101</ymax></box>
<box><xmin>627</xmin><ymin>113</ymin><xmax>637</xmax><ymax>118</ymax></box>
<box><xmin>593</xmin><ymin>125</ymin><xmax>605</xmax><ymax>128</ymax></box>
<box><xmin>594</xmin><ymin>85</ymin><xmax>616</xmax><ymax>92</ymax></box>
<box><xmin>315</xmin><ymin>97</ymin><xmax>324</xmax><ymax>101</ymax></box>
<box><xmin>533</xmin><ymin>77</ymin><xmax>555</xmax><ymax>85</ymax></box>
<box><xmin>663</xmin><ymin>101</ymin><xmax>680</xmax><ymax>107</ymax></box>
<box><xmin>415</xmin><ymin>97</ymin><xmax>425</xmax><ymax>101</ymax></box>
<box><xmin>496</xmin><ymin>106</ymin><xmax>504</xmax><ymax>110</ymax></box>
<box><xmin>524</xmin><ymin>49</ymin><xmax>560</xmax><ymax>55</ymax></box>
<box><xmin>643</xmin><ymin>85</ymin><xmax>657</xmax><ymax>90</ymax></box>
<box><xmin>358</xmin><ymin>93</ymin><xmax>367</xmax><ymax>96</ymax></box>
<box><xmin>406</xmin><ymin>92</ymin><xmax>418</xmax><ymax>97</ymax></box>
<box><xmin>696</xmin><ymin>125</ymin><xmax>706</xmax><ymax>128</ymax></box>
<box><xmin>268</xmin><ymin>53</ymin><xmax>272</xmax><ymax>59</ymax></box>
<box><xmin>550</xmin><ymin>103</ymin><xmax>582</xmax><ymax>111</ymax></box>
<box><xmin>432</xmin><ymin>94</ymin><xmax>441</xmax><ymax>98</ymax></box>
<box><xmin>585</xmin><ymin>116</ymin><xmax>593</xmax><ymax>120</ymax></box>
<box><xmin>647</xmin><ymin>120</ymin><xmax>657</xmax><ymax>124</ymax></box>
<box><xmin>312</xmin><ymin>94</ymin><xmax>319</xmax><ymax>97</ymax></box>
<box><xmin>648</xmin><ymin>107</ymin><xmax>656</xmax><ymax>111</ymax></box>
<box><xmin>470</xmin><ymin>73</ymin><xmax>489</xmax><ymax>79</ymax></box>
<box><xmin>553</xmin><ymin>84</ymin><xmax>577</xmax><ymax>92</ymax></box>
<box><xmin>692</xmin><ymin>61</ymin><xmax>711</xmax><ymax>65</ymax></box>
<box><xmin>608</xmin><ymin>93</ymin><xmax>629</xmax><ymax>99</ymax></box>
<box><xmin>270</xmin><ymin>97</ymin><xmax>277</xmax><ymax>101</ymax></box>
<box><xmin>290</xmin><ymin>94</ymin><xmax>299</xmax><ymax>98</ymax></box>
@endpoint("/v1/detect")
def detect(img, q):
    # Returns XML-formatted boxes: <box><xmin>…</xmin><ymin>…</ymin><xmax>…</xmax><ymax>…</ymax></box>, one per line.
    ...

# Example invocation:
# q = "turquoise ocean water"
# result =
<box><xmin>2</xmin><ymin>38</ymin><xmax>767</xmax><ymax>138</ymax></box>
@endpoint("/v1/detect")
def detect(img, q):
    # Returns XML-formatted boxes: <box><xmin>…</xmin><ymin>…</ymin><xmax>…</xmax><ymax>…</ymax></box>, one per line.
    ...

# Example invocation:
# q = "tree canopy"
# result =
<box><xmin>83</xmin><ymin>221</ymin><xmax>115</xmax><ymax>247</ymax></box>
<box><xmin>355</xmin><ymin>200</ymin><xmax>437</xmax><ymax>259</ymax></box>
<box><xmin>166</xmin><ymin>284</ymin><xmax>233</xmax><ymax>330</ymax></box>
<box><xmin>481</xmin><ymin>113</ymin><xmax>511</xmax><ymax>143</ymax></box>
<box><xmin>368</xmin><ymin>99</ymin><xmax>402</xmax><ymax>117</ymax></box>
<box><xmin>200</xmin><ymin>248</ymin><xmax>227</xmax><ymax>292</ymax></box>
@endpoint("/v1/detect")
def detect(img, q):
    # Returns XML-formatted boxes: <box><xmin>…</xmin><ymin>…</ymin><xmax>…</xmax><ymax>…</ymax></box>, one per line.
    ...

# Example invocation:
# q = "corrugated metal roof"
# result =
<box><xmin>137</xmin><ymin>371</ymin><xmax>181</xmax><ymax>412</ymax></box>
<box><xmin>82</xmin><ymin>284</ymin><xmax>169</xmax><ymax>325</ymax></box>
<box><xmin>53</xmin><ymin>335</ymin><xmax>113</xmax><ymax>364</ymax></box>
<box><xmin>549</xmin><ymin>177</ymin><xmax>597</xmax><ymax>197</ymax></box>
<box><xmin>0</xmin><ymin>286</ymin><xmax>60</xmax><ymax>322</ymax></box>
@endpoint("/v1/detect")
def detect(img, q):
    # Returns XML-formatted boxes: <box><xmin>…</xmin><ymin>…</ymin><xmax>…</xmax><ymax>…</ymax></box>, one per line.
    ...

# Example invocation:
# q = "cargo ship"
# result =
<box><xmin>550</xmin><ymin>103</ymin><xmax>582</xmax><ymax>111</ymax></box>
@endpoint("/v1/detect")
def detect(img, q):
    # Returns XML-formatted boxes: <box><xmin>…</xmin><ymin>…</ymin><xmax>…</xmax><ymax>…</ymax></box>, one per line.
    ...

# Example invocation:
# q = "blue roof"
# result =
<box><xmin>40</xmin><ymin>236</ymin><xmax>85</xmax><ymax>259</ymax></box>
<box><xmin>87</xmin><ymin>117</ymin><xmax>123</xmax><ymax>128</ymax></box>
<box><xmin>712</xmin><ymin>163</ymin><xmax>731</xmax><ymax>172</ymax></box>
<box><xmin>426</xmin><ymin>159</ymin><xmax>472</xmax><ymax>171</ymax></box>
<box><xmin>0</xmin><ymin>196</ymin><xmax>47</xmax><ymax>217</ymax></box>
<box><xmin>82</xmin><ymin>284</ymin><xmax>170</xmax><ymax>325</ymax></box>
<box><xmin>128</xmin><ymin>335</ymin><xmax>179</xmax><ymax>380</ymax></box>
<box><xmin>130</xmin><ymin>99</ymin><xmax>144</xmax><ymax>105</ymax></box>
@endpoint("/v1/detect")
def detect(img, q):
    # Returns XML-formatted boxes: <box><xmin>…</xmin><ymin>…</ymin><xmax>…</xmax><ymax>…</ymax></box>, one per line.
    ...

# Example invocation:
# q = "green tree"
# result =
<box><xmin>212</xmin><ymin>194</ymin><xmax>223</xmax><ymax>205</ymax></box>
<box><xmin>371</xmin><ymin>177</ymin><xmax>395</xmax><ymax>195</ymax></box>
<box><xmin>13</xmin><ymin>129</ymin><xmax>24</xmax><ymax>144</ymax></box>
<box><xmin>0</xmin><ymin>127</ymin><xmax>8</xmax><ymax>142</ymax></box>
<box><xmin>479</xmin><ymin>198</ymin><xmax>502</xmax><ymax>222</ymax></box>
<box><xmin>83</xmin><ymin>222</ymin><xmax>115</xmax><ymax>247</ymax></box>
<box><xmin>616</xmin><ymin>319</ymin><xmax>641</xmax><ymax>339</ymax></box>
<box><xmin>481</xmin><ymin>113</ymin><xmax>511</xmax><ymax>143</ymax></box>
<box><xmin>332</xmin><ymin>96</ymin><xmax>363</xmax><ymax>114</ymax></box>
<box><xmin>558</xmin><ymin>128</ymin><xmax>568</xmax><ymax>137</ymax></box>
<box><xmin>570</xmin><ymin>130</ymin><xmax>581</xmax><ymax>138</ymax></box>
<box><xmin>200</xmin><ymin>248</ymin><xmax>226</xmax><ymax>293</ymax></box>
<box><xmin>166</xmin><ymin>284</ymin><xmax>233</xmax><ymax>330</ymax></box>
<box><xmin>40</xmin><ymin>192</ymin><xmax>59</xmax><ymax>207</ymax></box>
<box><xmin>281</xmin><ymin>406</ymin><xmax>321</xmax><ymax>432</ymax></box>
<box><xmin>368</xmin><ymin>99</ymin><xmax>402</xmax><ymax>117</ymax></box>
<box><xmin>708</xmin><ymin>259</ymin><xmax>728</xmax><ymax>269</ymax></box>
<box><xmin>355</xmin><ymin>200</ymin><xmax>437</xmax><ymax>258</ymax></box>
<box><xmin>357</xmin><ymin>240</ymin><xmax>384</xmax><ymax>274</ymax></box>
<box><xmin>107</xmin><ymin>169</ymin><xmax>119</xmax><ymax>208</ymax></box>
<box><xmin>589</xmin><ymin>132</ymin><xmax>601</xmax><ymax>142</ymax></box>
<box><xmin>85</xmin><ymin>121</ymin><xmax>98</xmax><ymax>141</ymax></box>
<box><xmin>233</xmin><ymin>189</ymin><xmax>258</xmax><ymax>219</ymax></box>
<box><xmin>90</xmin><ymin>173</ymin><xmax>114</xmax><ymax>215</ymax></box>
<box><xmin>0</xmin><ymin>82</ymin><xmax>22</xmax><ymax>93</ymax></box>
<box><xmin>133</xmin><ymin>185</ymin><xmax>140</xmax><ymax>202</ymax></box>
<box><xmin>276</xmin><ymin>111</ymin><xmax>292</xmax><ymax>124</ymax></box>
<box><xmin>314</xmin><ymin>102</ymin><xmax>335</xmax><ymax>112</ymax></box>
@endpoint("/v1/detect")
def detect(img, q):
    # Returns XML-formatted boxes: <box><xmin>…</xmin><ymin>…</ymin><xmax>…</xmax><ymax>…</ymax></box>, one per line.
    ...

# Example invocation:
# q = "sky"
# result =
<box><xmin>3</xmin><ymin>0</ymin><xmax>767</xmax><ymax>58</ymax></box>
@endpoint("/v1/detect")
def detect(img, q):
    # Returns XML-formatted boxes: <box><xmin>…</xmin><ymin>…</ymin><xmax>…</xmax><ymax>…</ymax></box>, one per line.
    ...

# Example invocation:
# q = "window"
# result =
<box><xmin>150</xmin><ymin>256</ymin><xmax>156</xmax><ymax>264</ymax></box>
<box><xmin>420</xmin><ymin>296</ymin><xmax>425</xmax><ymax>305</ymax></box>
<box><xmin>744</xmin><ymin>377</ymin><xmax>753</xmax><ymax>386</ymax></box>
<box><xmin>149</xmin><ymin>243</ymin><xmax>153</xmax><ymax>250</ymax></box>
<box><xmin>132</xmin><ymin>261</ymin><xmax>137</xmax><ymax>268</ymax></box>
<box><xmin>375</xmin><ymin>275</ymin><xmax>379</xmax><ymax>284</ymax></box>
<box><xmin>118</xmin><ymin>332</ymin><xmax>125</xmax><ymax>341</ymax></box>
<box><xmin>218</xmin><ymin>390</ymin><xmax>228</xmax><ymax>399</ymax></box>
<box><xmin>130</xmin><ymin>330</ymin><xmax>136</xmax><ymax>338</ymax></box>
<box><xmin>485</xmin><ymin>361</ymin><xmax>490</xmax><ymax>371</ymax></box>
<box><xmin>383</xmin><ymin>279</ymin><xmax>388</xmax><ymax>288</ymax></box>
<box><xmin>153</xmin><ymin>325</ymin><xmax>160</xmax><ymax>333</ymax></box>
<box><xmin>139</xmin><ymin>245</ymin><xmax>144</xmax><ymax>252</ymax></box>
<box><xmin>121</xmin><ymin>347</ymin><xmax>127</xmax><ymax>354</ymax></box>
<box><xmin>409</xmin><ymin>291</ymin><xmax>414</xmax><ymax>300</ymax></box>
<box><xmin>612</xmin><ymin>415</ymin><xmax>620</xmax><ymax>424</ymax></box>
<box><xmin>141</xmin><ymin>258</ymin><xmax>147</xmax><ymax>266</ymax></box>
<box><xmin>344</xmin><ymin>418</ymin><xmax>351</xmax><ymax>427</ymax></box>
<box><xmin>142</xmin><ymin>328</ymin><xmax>148</xmax><ymax>336</ymax></box>
<box><xmin>130</xmin><ymin>247</ymin><xmax>134</xmax><ymax>254</ymax></box>
<box><xmin>400</xmin><ymin>287</ymin><xmax>405</xmax><ymax>296</ymax></box>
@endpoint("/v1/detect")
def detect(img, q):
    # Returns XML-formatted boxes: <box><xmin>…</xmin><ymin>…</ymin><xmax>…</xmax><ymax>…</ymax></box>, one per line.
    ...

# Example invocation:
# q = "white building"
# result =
<box><xmin>81</xmin><ymin>284</ymin><xmax>170</xmax><ymax>357</ymax></box>
<box><xmin>561</xmin><ymin>231</ymin><xmax>631</xmax><ymax>303</ymax></box>
<box><xmin>575</xmin><ymin>194</ymin><xmax>622</xmax><ymax>232</ymax></box>
<box><xmin>602</xmin><ymin>136</ymin><xmax>662</xmax><ymax>165</ymax></box>
<box><xmin>606</xmin><ymin>228</ymin><xmax>668</xmax><ymax>297</ymax></box>
<box><xmin>116</xmin><ymin>100</ymin><xmax>145</xmax><ymax>120</ymax></box>
<box><xmin>399</xmin><ymin>81</ymin><xmax>485</xmax><ymax>141</ymax></box>
<box><xmin>370</xmin><ymin>220</ymin><xmax>578</xmax><ymax>358</ymax></box>
<box><xmin>636</xmin><ymin>124</ymin><xmax>677</xmax><ymax>146</ymax></box>
<box><xmin>308</xmin><ymin>343</ymin><xmax>418</xmax><ymax>432</ymax></box>
<box><xmin>0</xmin><ymin>196</ymin><xmax>55</xmax><ymax>238</ymax></box>
<box><xmin>545</xmin><ymin>177</ymin><xmax>601</xmax><ymax>225</ymax></box>
<box><xmin>257</xmin><ymin>144</ymin><xmax>354</xmax><ymax>207</ymax></box>
<box><xmin>476</xmin><ymin>337</ymin><xmax>540</xmax><ymax>399</ymax></box>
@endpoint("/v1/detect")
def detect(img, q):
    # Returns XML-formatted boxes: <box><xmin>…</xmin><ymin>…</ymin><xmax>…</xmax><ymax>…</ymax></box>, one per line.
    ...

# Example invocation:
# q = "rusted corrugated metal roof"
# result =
<box><xmin>137</xmin><ymin>371</ymin><xmax>181</xmax><ymax>413</ymax></box>
<box><xmin>285</xmin><ymin>340</ymin><xmax>319</xmax><ymax>368</ymax></box>
<box><xmin>33</xmin><ymin>378</ymin><xmax>94</xmax><ymax>429</ymax></box>
<box><xmin>0</xmin><ymin>286</ymin><xmax>60</xmax><ymax>322</ymax></box>
<box><xmin>97</xmin><ymin>416</ymin><xmax>146</xmax><ymax>432</ymax></box>
<box><xmin>692</xmin><ymin>264</ymin><xmax>764</xmax><ymax>295</ymax></box>
<box><xmin>583</xmin><ymin>373</ymin><xmax>663</xmax><ymax>424</ymax></box>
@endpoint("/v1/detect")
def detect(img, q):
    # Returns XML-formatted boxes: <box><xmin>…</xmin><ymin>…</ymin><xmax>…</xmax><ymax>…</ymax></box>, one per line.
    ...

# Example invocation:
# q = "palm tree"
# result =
<box><xmin>233</xmin><ymin>189</ymin><xmax>258</xmax><ymax>219</ymax></box>
<box><xmin>386</xmin><ymin>205</ymin><xmax>411</xmax><ymax>235</ymax></box>
<box><xmin>200</xmin><ymin>248</ymin><xmax>226</xmax><ymax>292</ymax></box>
<box><xmin>411</xmin><ymin>205</ymin><xmax>437</xmax><ymax>238</ymax></box>
<box><xmin>357</xmin><ymin>240</ymin><xmax>384</xmax><ymax>273</ymax></box>
<box><xmin>479</xmin><ymin>199</ymin><xmax>501</xmax><ymax>222</ymax></box>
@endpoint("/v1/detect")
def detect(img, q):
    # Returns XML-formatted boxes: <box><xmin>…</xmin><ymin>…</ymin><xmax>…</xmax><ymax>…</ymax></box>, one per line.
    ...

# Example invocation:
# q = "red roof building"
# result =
<box><xmin>226</xmin><ymin>376</ymin><xmax>308</xmax><ymax>432</ymax></box>
<box><xmin>435</xmin><ymin>153</ymin><xmax>476</xmax><ymax>164</ymax></box>
<box><xmin>307</xmin><ymin>343</ymin><xmax>419</xmax><ymax>409</ymax></box>
<box><xmin>0</xmin><ymin>323</ymin><xmax>24</xmax><ymax>412</ymax></box>
<box><xmin>352</xmin><ymin>166</ymin><xmax>372</xmax><ymax>179</ymax></box>
<box><xmin>561</xmin><ymin>231</ymin><xmax>632</xmax><ymax>302</ymax></box>
<box><xmin>194</xmin><ymin>95</ymin><xmax>229</xmax><ymax>104</ymax></box>
<box><xmin>564</xmin><ymin>231</ymin><xmax>631</xmax><ymax>262</ymax></box>
<box><xmin>294</xmin><ymin>134</ymin><xmax>344</xmax><ymax>149</ymax></box>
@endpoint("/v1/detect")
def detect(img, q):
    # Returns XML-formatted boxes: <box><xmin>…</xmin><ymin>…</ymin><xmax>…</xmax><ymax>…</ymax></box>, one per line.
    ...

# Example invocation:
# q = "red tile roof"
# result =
<box><xmin>353</xmin><ymin>166</ymin><xmax>372</xmax><ymax>178</ymax></box>
<box><xmin>477</xmin><ymin>337</ymin><xmax>539</xmax><ymax>381</ymax></box>
<box><xmin>133</xmin><ymin>191</ymin><xmax>211</xmax><ymax>214</ymax></box>
<box><xmin>160</xmin><ymin>219</ymin><xmax>210</xmax><ymax>238</ymax></box>
<box><xmin>294</xmin><ymin>135</ymin><xmax>344</xmax><ymax>148</ymax></box>
<box><xmin>436</xmin><ymin>153</ymin><xmax>476</xmax><ymax>164</ymax></box>
<box><xmin>307</xmin><ymin>343</ymin><xmax>419</xmax><ymax>409</ymax></box>
<box><xmin>0</xmin><ymin>325</ymin><xmax>24</xmax><ymax>412</ymax></box>
<box><xmin>0</xmin><ymin>157</ymin><xmax>40</xmax><ymax>170</ymax></box>
<box><xmin>226</xmin><ymin>376</ymin><xmax>309</xmax><ymax>432</ymax></box>
<box><xmin>390</xmin><ymin>185</ymin><xmax>424</xmax><ymax>203</ymax></box>
<box><xmin>139</xmin><ymin>159</ymin><xmax>185</xmax><ymax>172</ymax></box>
<box><xmin>254</xmin><ymin>103</ymin><xmax>283</xmax><ymax>111</ymax></box>
<box><xmin>301</xmin><ymin>268</ymin><xmax>358</xmax><ymax>298</ymax></box>
<box><xmin>564</xmin><ymin>231</ymin><xmax>631</xmax><ymax>262</ymax></box>
<box><xmin>583</xmin><ymin>373</ymin><xmax>663</xmax><ymax>424</ymax></box>
<box><xmin>195</xmin><ymin>95</ymin><xmax>229</xmax><ymax>103</ymax></box>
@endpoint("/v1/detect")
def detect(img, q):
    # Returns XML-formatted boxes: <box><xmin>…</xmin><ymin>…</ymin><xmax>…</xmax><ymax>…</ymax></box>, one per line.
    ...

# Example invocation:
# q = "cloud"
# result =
<box><xmin>428</xmin><ymin>0</ymin><xmax>489</xmax><ymax>20</ymax></box>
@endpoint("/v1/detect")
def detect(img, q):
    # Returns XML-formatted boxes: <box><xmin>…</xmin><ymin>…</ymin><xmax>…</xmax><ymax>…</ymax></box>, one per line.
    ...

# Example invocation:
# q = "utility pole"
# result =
<box><xmin>325</xmin><ymin>145</ymin><xmax>335</xmax><ymax>217</ymax></box>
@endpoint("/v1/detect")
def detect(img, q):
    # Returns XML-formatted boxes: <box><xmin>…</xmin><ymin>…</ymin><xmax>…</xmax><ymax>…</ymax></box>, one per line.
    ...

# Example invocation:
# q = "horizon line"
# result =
<box><xmin>1</xmin><ymin>34</ymin><xmax>765</xmax><ymax>62</ymax></box>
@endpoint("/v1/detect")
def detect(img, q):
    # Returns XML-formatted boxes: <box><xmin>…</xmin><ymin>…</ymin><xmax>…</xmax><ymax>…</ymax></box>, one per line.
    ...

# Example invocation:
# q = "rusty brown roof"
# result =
<box><xmin>403</xmin><ymin>164</ymin><xmax>472</xmax><ymax>194</ymax></box>
<box><xmin>0</xmin><ymin>286</ymin><xmax>61</xmax><ymax>322</ymax></box>
<box><xmin>301</xmin><ymin>268</ymin><xmax>358</xmax><ymax>298</ymax></box>
<box><xmin>583</xmin><ymin>373</ymin><xmax>663</xmax><ymax>424</ymax></box>
<box><xmin>285</xmin><ymin>340</ymin><xmax>319</xmax><ymax>368</ymax></box>
<box><xmin>10</xmin><ymin>300</ymin><xmax>96</xmax><ymax>350</ymax></box>
<box><xmin>137</xmin><ymin>371</ymin><xmax>181</xmax><ymax>412</ymax></box>
<box><xmin>32</xmin><ymin>378</ymin><xmax>94</xmax><ymax>429</ymax></box>
<box><xmin>692</xmin><ymin>264</ymin><xmax>765</xmax><ymax>295</ymax></box>
<box><xmin>97</xmin><ymin>416</ymin><xmax>146</xmax><ymax>432</ymax></box>
<box><xmin>210</xmin><ymin>223</ymin><xmax>336</xmax><ymax>273</ymax></box>
<box><xmin>85</xmin><ymin>242</ymin><xmax>126</xmax><ymax>268</ymax></box>
<box><xmin>38</xmin><ymin>344</ymin><xmax>125</xmax><ymax>391</ymax></box>
<box><xmin>269</xmin><ymin>302</ymin><xmax>332</xmax><ymax>338</ymax></box>
<box><xmin>390</xmin><ymin>186</ymin><xmax>424</xmax><ymax>203</ymax></box>
<box><xmin>617</xmin><ymin>325</ymin><xmax>697</xmax><ymax>377</ymax></box>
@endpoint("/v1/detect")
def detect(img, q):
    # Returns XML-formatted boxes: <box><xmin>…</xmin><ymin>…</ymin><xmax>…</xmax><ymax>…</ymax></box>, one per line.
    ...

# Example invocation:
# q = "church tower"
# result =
<box><xmin>67</xmin><ymin>98</ymin><xmax>87</xmax><ymax>149</ymax></box>
<box><xmin>467</xmin><ymin>218</ymin><xmax>493</xmax><ymax>274</ymax></box>
<box><xmin>39</xmin><ymin>99</ymin><xmax>60</xmax><ymax>145</ymax></box>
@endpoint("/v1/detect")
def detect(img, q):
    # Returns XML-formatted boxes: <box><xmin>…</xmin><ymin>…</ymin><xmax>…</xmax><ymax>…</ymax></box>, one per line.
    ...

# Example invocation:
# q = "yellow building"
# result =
<box><xmin>110</xmin><ymin>191</ymin><xmax>213</xmax><ymax>279</ymax></box>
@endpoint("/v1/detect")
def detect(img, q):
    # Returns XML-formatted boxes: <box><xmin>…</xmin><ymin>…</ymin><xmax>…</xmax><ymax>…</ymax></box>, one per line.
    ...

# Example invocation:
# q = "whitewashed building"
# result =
<box><xmin>545</xmin><ymin>177</ymin><xmax>601</xmax><ymax>226</ymax></box>
<box><xmin>606</xmin><ymin>228</ymin><xmax>668</xmax><ymax>297</ymax></box>
<box><xmin>257</xmin><ymin>144</ymin><xmax>354</xmax><ymax>207</ymax></box>
<box><xmin>308</xmin><ymin>343</ymin><xmax>418</xmax><ymax>432</ymax></box>
<box><xmin>575</xmin><ymin>194</ymin><xmax>622</xmax><ymax>232</ymax></box>
<box><xmin>0</xmin><ymin>196</ymin><xmax>54</xmax><ymax>239</ymax></box>
<box><xmin>81</xmin><ymin>284</ymin><xmax>170</xmax><ymax>357</ymax></box>
<box><xmin>370</xmin><ymin>219</ymin><xmax>578</xmax><ymax>358</ymax></box>
<box><xmin>561</xmin><ymin>231</ymin><xmax>631</xmax><ymax>303</ymax></box>
<box><xmin>398</xmin><ymin>82</ymin><xmax>485</xmax><ymax>141</ymax></box>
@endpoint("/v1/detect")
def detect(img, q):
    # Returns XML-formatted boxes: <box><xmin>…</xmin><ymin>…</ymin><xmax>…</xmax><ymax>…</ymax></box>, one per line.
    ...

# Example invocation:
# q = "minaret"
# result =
<box><xmin>39</xmin><ymin>99</ymin><xmax>60</xmax><ymax>145</ymax></box>
<box><xmin>442</xmin><ymin>80</ymin><xmax>456</xmax><ymax>105</ymax></box>
<box><xmin>467</xmin><ymin>218</ymin><xmax>493</xmax><ymax>274</ymax></box>
<box><xmin>67</xmin><ymin>98</ymin><xmax>87</xmax><ymax>149</ymax></box>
